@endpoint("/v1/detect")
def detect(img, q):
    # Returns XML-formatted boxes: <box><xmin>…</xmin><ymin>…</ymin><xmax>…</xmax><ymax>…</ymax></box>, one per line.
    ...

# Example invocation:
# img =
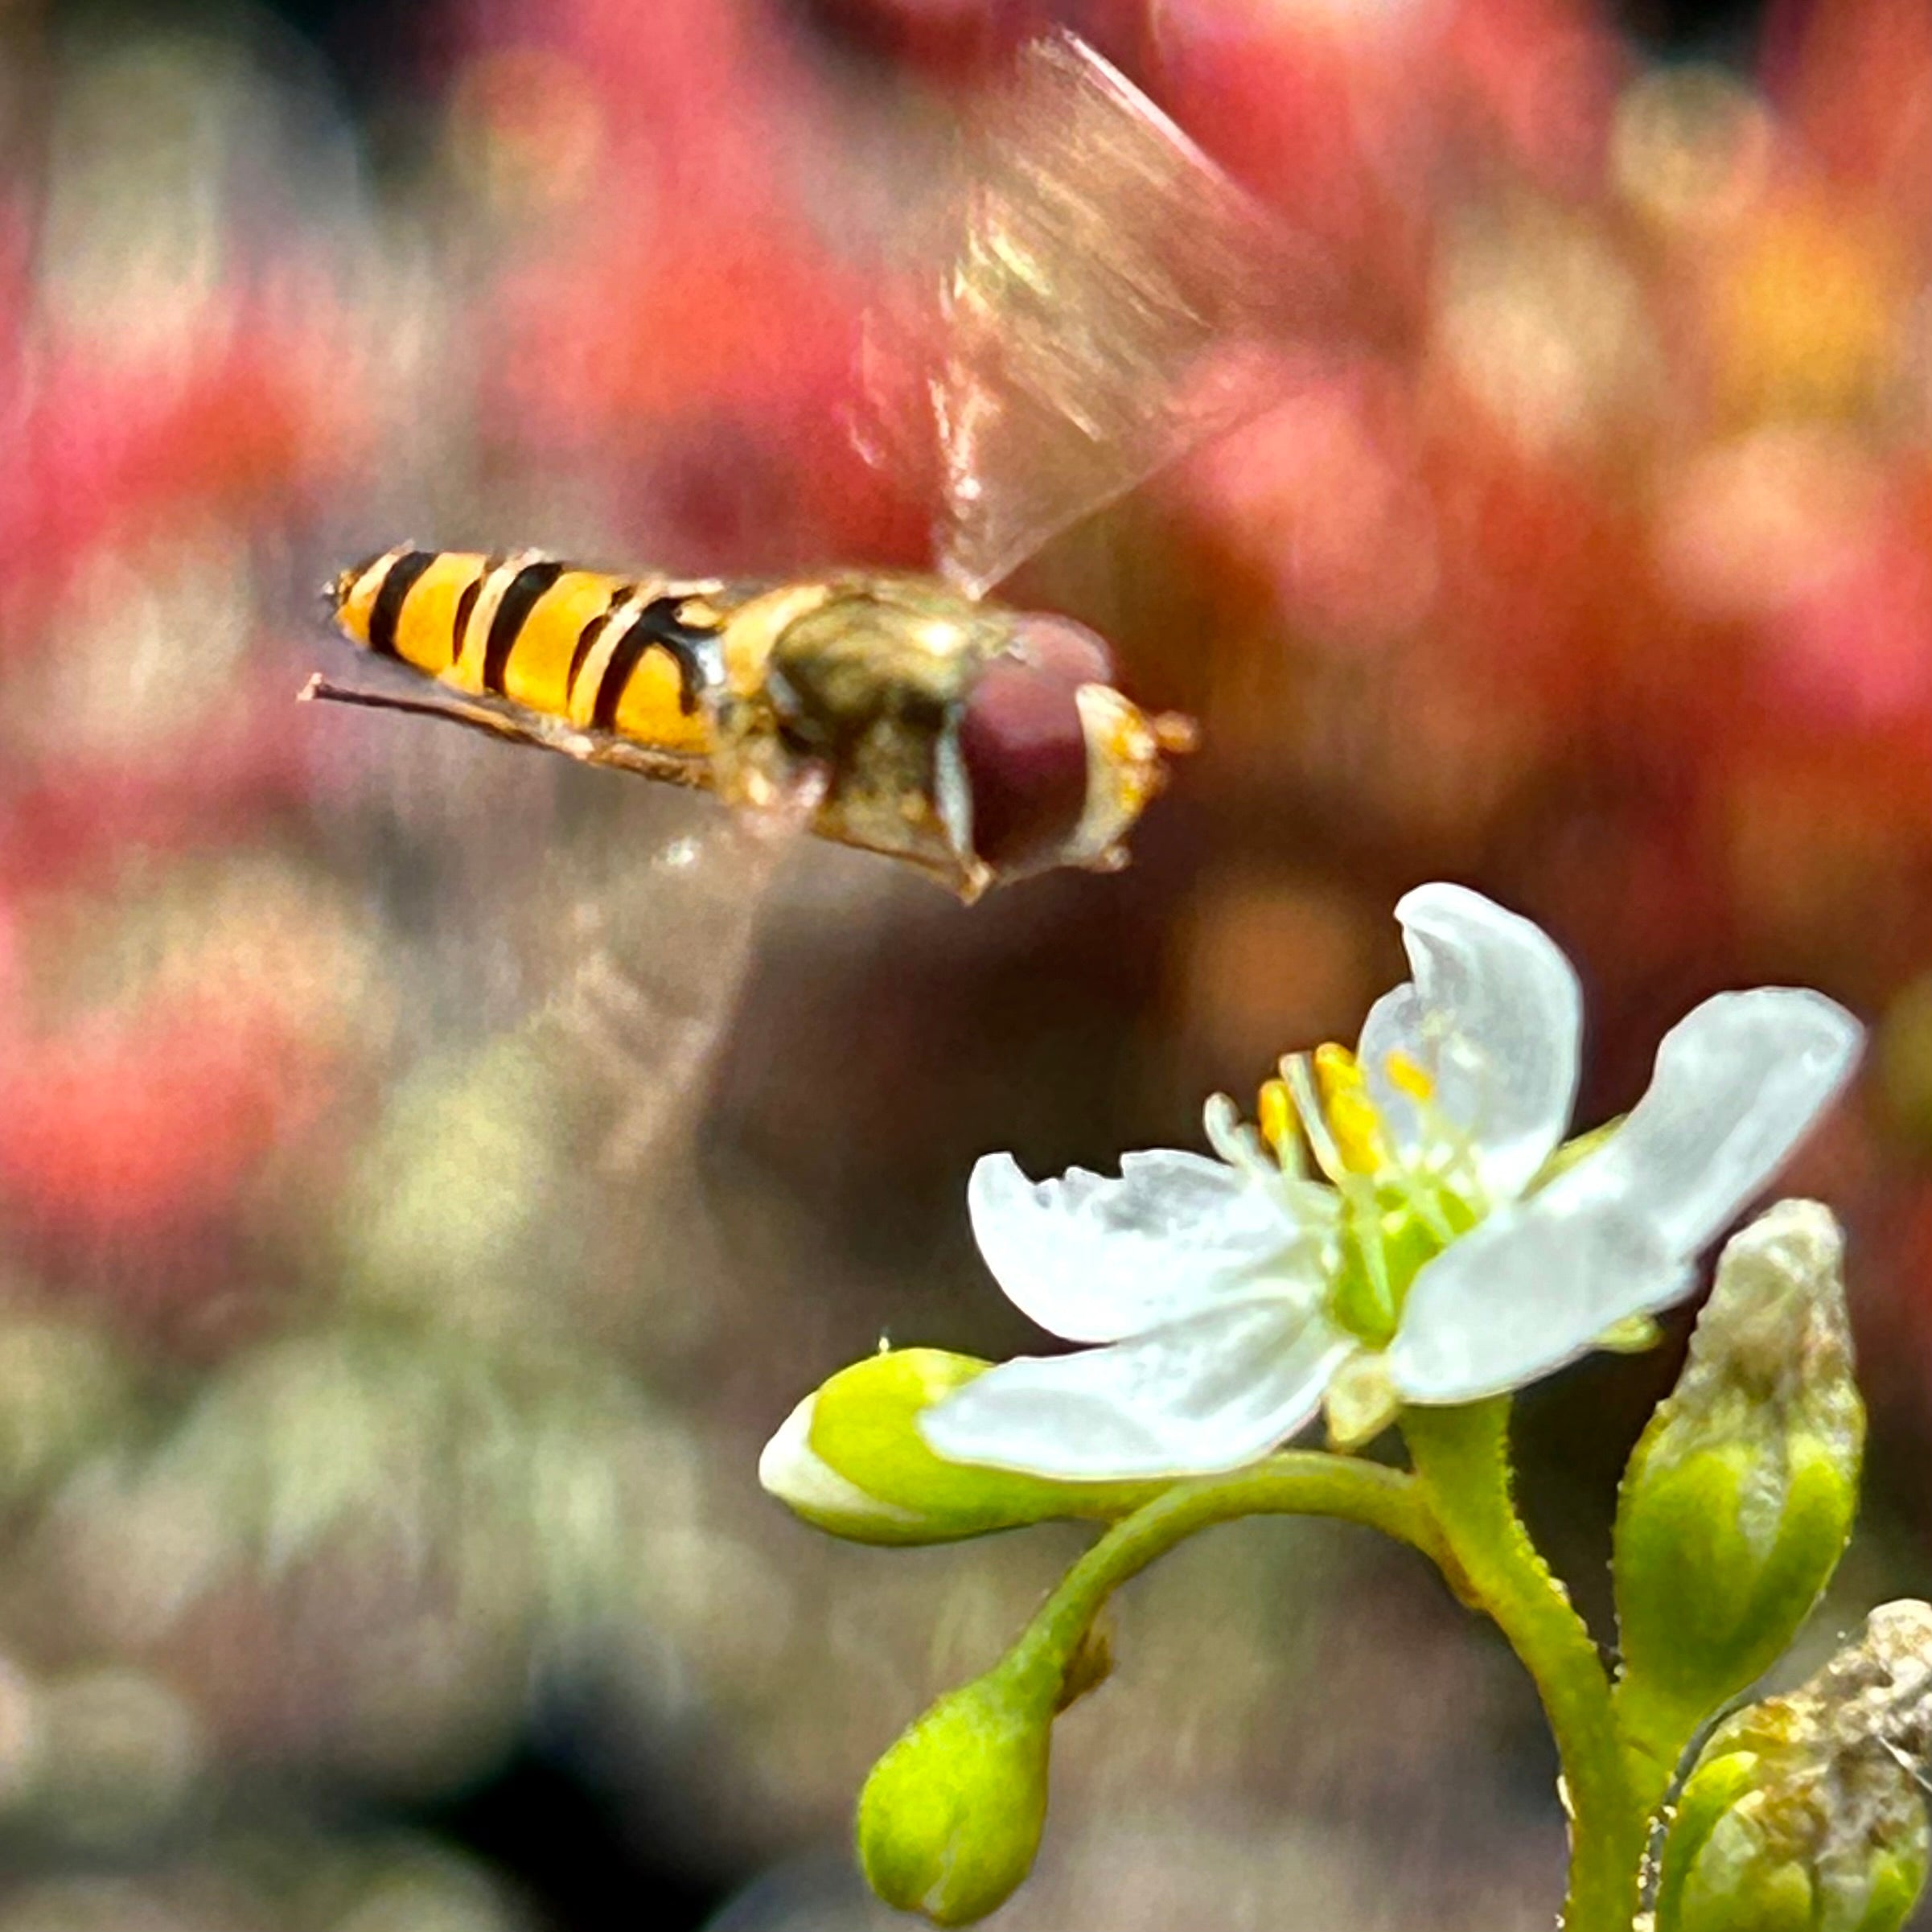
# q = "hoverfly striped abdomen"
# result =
<box><xmin>331</xmin><ymin>548</ymin><xmax>718</xmax><ymax>754</ymax></box>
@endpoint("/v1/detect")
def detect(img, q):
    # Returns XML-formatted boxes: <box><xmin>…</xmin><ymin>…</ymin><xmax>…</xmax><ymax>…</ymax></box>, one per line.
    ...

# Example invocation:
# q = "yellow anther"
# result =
<box><xmin>1258</xmin><ymin>1078</ymin><xmax>1296</xmax><ymax>1165</ymax></box>
<box><xmin>1313</xmin><ymin>1043</ymin><xmax>1388</xmax><ymax>1175</ymax></box>
<box><xmin>1384</xmin><ymin>1050</ymin><xmax>1434</xmax><ymax>1103</ymax></box>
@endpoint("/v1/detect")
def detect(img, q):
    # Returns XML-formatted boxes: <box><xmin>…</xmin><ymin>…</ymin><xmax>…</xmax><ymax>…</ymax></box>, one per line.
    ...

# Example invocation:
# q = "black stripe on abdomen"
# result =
<box><xmin>565</xmin><ymin>585</ymin><xmax>632</xmax><ymax>708</ymax></box>
<box><xmin>588</xmin><ymin>595</ymin><xmax>719</xmax><ymax>732</ymax></box>
<box><xmin>564</xmin><ymin>602</ymin><xmax>614</xmax><ymax>710</ymax></box>
<box><xmin>590</xmin><ymin>621</ymin><xmax>654</xmax><ymax>734</ymax></box>
<box><xmin>482</xmin><ymin>559</ymin><xmax>568</xmax><ymax>695</ymax></box>
<box><xmin>451</xmin><ymin>554</ymin><xmax>501</xmax><ymax>666</ymax></box>
<box><xmin>367</xmin><ymin>550</ymin><xmax>436</xmax><ymax>658</ymax></box>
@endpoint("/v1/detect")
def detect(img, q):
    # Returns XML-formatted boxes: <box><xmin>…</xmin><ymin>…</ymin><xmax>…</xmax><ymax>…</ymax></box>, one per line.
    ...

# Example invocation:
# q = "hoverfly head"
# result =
<box><xmin>961</xmin><ymin>611</ymin><xmax>1191</xmax><ymax>884</ymax></box>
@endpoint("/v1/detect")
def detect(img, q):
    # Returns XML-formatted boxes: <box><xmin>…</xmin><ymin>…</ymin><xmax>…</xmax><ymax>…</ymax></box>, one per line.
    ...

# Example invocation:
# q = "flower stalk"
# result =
<box><xmin>1005</xmin><ymin>1451</ymin><xmax>1449</xmax><ymax>1688</ymax></box>
<box><xmin>1403</xmin><ymin>1400</ymin><xmax>1645</xmax><ymax>1932</ymax></box>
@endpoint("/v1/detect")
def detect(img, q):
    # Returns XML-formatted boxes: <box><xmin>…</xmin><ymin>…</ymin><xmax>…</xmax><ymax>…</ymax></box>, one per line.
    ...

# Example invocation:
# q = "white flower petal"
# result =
<box><xmin>1387</xmin><ymin>1197</ymin><xmax>1696</xmax><ymax>1403</ymax></box>
<box><xmin>918</xmin><ymin>1298</ymin><xmax>1351</xmax><ymax>1480</ymax></box>
<box><xmin>967</xmin><ymin>1149</ymin><xmax>1333</xmax><ymax>1345</ymax></box>
<box><xmin>1357</xmin><ymin>883</ymin><xmax>1583</xmax><ymax>1202</ymax></box>
<box><xmin>1541</xmin><ymin>989</ymin><xmax>1862</xmax><ymax>1257</ymax></box>
<box><xmin>1388</xmin><ymin>986</ymin><xmax>1861</xmax><ymax>1404</ymax></box>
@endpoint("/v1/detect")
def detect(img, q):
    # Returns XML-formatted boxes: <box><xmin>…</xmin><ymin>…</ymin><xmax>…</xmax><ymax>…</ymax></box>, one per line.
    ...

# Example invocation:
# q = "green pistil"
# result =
<box><xmin>1328</xmin><ymin>1174</ymin><xmax>1482</xmax><ymax>1349</ymax></box>
<box><xmin>1331</xmin><ymin>1192</ymin><xmax>1400</xmax><ymax>1346</ymax></box>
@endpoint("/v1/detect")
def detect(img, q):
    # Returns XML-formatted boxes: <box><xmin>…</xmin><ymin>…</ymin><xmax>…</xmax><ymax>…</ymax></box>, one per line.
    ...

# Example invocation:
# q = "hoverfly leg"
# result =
<box><xmin>301</xmin><ymin>673</ymin><xmax>709</xmax><ymax>789</ymax></box>
<box><xmin>299</xmin><ymin>672</ymin><xmax>559</xmax><ymax>753</ymax></box>
<box><xmin>733</xmin><ymin>761</ymin><xmax>831</xmax><ymax>845</ymax></box>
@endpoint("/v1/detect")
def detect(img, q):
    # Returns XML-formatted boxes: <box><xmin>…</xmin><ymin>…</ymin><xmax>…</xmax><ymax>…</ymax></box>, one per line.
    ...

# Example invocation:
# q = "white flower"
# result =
<box><xmin>919</xmin><ymin>883</ymin><xmax>1863</xmax><ymax>1481</ymax></box>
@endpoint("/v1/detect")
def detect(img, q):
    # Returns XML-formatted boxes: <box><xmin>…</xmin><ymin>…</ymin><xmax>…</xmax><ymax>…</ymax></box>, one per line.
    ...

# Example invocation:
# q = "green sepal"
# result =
<box><xmin>1616</xmin><ymin>1437</ymin><xmax>1859</xmax><ymax>1757</ymax></box>
<box><xmin>1597</xmin><ymin>1313</ymin><xmax>1663</xmax><ymax>1354</ymax></box>
<box><xmin>1839</xmin><ymin>1849</ymin><xmax>1932</xmax><ymax>1932</ymax></box>
<box><xmin>1655</xmin><ymin>1750</ymin><xmax>1779</xmax><ymax>1932</ymax></box>
<box><xmin>1672</xmin><ymin>1827</ymin><xmax>1815</xmax><ymax>1932</ymax></box>
<box><xmin>1657</xmin><ymin>1742</ymin><xmax>1930</xmax><ymax>1932</ymax></box>
<box><xmin>1528</xmin><ymin>1113</ymin><xmax>1626</xmax><ymax>1191</ymax></box>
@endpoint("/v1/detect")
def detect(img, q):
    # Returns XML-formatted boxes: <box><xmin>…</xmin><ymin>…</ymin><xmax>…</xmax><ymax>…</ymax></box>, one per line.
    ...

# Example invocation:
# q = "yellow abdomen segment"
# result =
<box><xmin>331</xmin><ymin>549</ymin><xmax>711</xmax><ymax>756</ymax></box>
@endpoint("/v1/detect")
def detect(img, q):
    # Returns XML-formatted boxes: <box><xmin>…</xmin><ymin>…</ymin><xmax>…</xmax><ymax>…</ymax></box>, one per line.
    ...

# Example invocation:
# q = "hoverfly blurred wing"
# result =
<box><xmin>306</xmin><ymin>626</ymin><xmax>811</xmax><ymax>1174</ymax></box>
<box><xmin>531</xmin><ymin>766</ymin><xmax>824</xmax><ymax>1173</ymax></box>
<box><xmin>878</xmin><ymin>30</ymin><xmax>1339</xmax><ymax>599</ymax></box>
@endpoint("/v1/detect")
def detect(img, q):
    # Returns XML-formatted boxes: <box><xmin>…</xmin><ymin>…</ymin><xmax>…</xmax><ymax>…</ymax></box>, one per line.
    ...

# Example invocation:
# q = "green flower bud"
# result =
<box><xmin>1614</xmin><ymin>1202</ymin><xmax>1864</xmax><ymax>1770</ymax></box>
<box><xmin>1656</xmin><ymin>1601</ymin><xmax>1932</xmax><ymax>1932</ymax></box>
<box><xmin>759</xmin><ymin>1348</ymin><xmax>1165</xmax><ymax>1544</ymax></box>
<box><xmin>856</xmin><ymin>1657</ymin><xmax>1058</xmax><ymax>1926</ymax></box>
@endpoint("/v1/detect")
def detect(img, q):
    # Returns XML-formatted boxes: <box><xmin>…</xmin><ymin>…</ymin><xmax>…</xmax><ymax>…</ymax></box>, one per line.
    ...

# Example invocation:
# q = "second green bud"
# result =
<box><xmin>1613</xmin><ymin>1201</ymin><xmax>1864</xmax><ymax>1778</ymax></box>
<box><xmin>856</xmin><ymin>1655</ymin><xmax>1061</xmax><ymax>1926</ymax></box>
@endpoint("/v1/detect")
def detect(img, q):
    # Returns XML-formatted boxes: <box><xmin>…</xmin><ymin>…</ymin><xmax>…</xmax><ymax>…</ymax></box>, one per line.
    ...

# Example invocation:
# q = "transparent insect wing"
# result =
<box><xmin>527</xmin><ymin>780</ymin><xmax>804</xmax><ymax>1172</ymax></box>
<box><xmin>309</xmin><ymin>563</ymin><xmax>834</xmax><ymax>1167</ymax></box>
<box><xmin>911</xmin><ymin>31</ymin><xmax>1338</xmax><ymax>599</ymax></box>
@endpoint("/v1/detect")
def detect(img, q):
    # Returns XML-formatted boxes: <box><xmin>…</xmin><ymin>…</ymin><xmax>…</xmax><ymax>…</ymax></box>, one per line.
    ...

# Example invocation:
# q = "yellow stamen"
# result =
<box><xmin>1384</xmin><ymin>1050</ymin><xmax>1434</xmax><ymax>1103</ymax></box>
<box><xmin>1313</xmin><ymin>1043</ymin><xmax>1388</xmax><ymax>1175</ymax></box>
<box><xmin>1258</xmin><ymin>1078</ymin><xmax>1296</xmax><ymax>1165</ymax></box>
<box><xmin>1283</xmin><ymin>1054</ymin><xmax>1346</xmax><ymax>1184</ymax></box>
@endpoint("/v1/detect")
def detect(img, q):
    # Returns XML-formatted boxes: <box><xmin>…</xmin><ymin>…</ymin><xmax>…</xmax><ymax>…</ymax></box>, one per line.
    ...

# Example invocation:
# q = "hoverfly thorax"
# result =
<box><xmin>710</xmin><ymin>575</ymin><xmax>1193</xmax><ymax>902</ymax></box>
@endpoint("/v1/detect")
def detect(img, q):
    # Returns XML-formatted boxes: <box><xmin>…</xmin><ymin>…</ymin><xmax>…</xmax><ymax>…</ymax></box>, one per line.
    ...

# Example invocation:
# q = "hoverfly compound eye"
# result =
<box><xmin>959</xmin><ymin>615</ymin><xmax>1120</xmax><ymax>878</ymax></box>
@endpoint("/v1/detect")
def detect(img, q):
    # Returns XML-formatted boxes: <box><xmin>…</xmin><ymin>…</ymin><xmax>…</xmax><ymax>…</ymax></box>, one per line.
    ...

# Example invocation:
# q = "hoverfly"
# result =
<box><xmin>306</xmin><ymin>32</ymin><xmax>1320</xmax><ymax>904</ymax></box>
<box><xmin>317</xmin><ymin>551</ymin><xmax>1194</xmax><ymax>903</ymax></box>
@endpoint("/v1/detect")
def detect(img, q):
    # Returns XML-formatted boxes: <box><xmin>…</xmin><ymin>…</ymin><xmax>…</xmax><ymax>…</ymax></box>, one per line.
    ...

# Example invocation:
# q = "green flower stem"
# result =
<box><xmin>1005</xmin><ymin>1450</ymin><xmax>1449</xmax><ymax>1696</ymax></box>
<box><xmin>1610</xmin><ymin>1675</ymin><xmax>1697</xmax><ymax>1825</ymax></box>
<box><xmin>1402</xmin><ymin>1400</ymin><xmax>1644</xmax><ymax>1932</ymax></box>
